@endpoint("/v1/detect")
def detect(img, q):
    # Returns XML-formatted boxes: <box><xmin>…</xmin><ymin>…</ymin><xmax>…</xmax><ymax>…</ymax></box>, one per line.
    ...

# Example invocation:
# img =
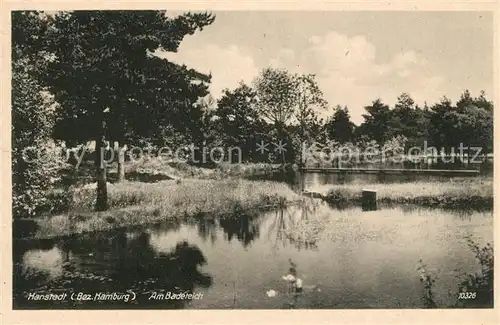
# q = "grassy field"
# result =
<box><xmin>322</xmin><ymin>177</ymin><xmax>492</xmax><ymax>210</ymax></box>
<box><xmin>33</xmin><ymin>178</ymin><xmax>299</xmax><ymax>238</ymax></box>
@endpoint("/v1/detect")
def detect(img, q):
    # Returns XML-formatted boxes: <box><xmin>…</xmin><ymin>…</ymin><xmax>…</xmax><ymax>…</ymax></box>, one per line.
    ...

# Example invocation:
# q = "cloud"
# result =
<box><xmin>156</xmin><ymin>41</ymin><xmax>259</xmax><ymax>99</ymax></box>
<box><xmin>270</xmin><ymin>31</ymin><xmax>444</xmax><ymax>124</ymax></box>
<box><xmin>269</xmin><ymin>48</ymin><xmax>296</xmax><ymax>69</ymax></box>
<box><xmin>157</xmin><ymin>30</ymin><xmax>447</xmax><ymax>125</ymax></box>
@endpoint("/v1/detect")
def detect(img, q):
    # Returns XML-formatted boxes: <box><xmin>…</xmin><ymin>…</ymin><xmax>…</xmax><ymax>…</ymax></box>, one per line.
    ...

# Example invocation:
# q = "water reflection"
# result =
<box><xmin>263</xmin><ymin>198</ymin><xmax>322</xmax><ymax>250</ymax></box>
<box><xmin>14</xmin><ymin>231</ymin><xmax>212</xmax><ymax>309</ymax></box>
<box><xmin>187</xmin><ymin>213</ymin><xmax>262</xmax><ymax>247</ymax></box>
<box><xmin>303</xmin><ymin>172</ymin><xmax>455</xmax><ymax>189</ymax></box>
<box><xmin>196</xmin><ymin>217</ymin><xmax>217</xmax><ymax>244</ymax></box>
<box><xmin>219</xmin><ymin>214</ymin><xmax>260</xmax><ymax>247</ymax></box>
<box><xmin>254</xmin><ymin>170</ymin><xmax>481</xmax><ymax>193</ymax></box>
<box><xmin>13</xmin><ymin>199</ymin><xmax>493</xmax><ymax>309</ymax></box>
<box><xmin>21</xmin><ymin>247</ymin><xmax>65</xmax><ymax>278</ymax></box>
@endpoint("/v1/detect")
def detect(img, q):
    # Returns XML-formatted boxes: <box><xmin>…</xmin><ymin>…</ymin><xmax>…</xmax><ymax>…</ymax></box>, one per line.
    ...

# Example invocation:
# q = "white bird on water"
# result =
<box><xmin>266</xmin><ymin>289</ymin><xmax>277</xmax><ymax>297</ymax></box>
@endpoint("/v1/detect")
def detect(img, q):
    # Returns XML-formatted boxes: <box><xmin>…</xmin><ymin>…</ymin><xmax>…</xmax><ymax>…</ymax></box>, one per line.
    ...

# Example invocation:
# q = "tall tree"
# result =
<box><xmin>253</xmin><ymin>68</ymin><xmax>299</xmax><ymax>163</ymax></box>
<box><xmin>450</xmin><ymin>105</ymin><xmax>493</xmax><ymax>153</ymax></box>
<box><xmin>325</xmin><ymin>105</ymin><xmax>355</xmax><ymax>144</ymax></box>
<box><xmin>45</xmin><ymin>11</ymin><xmax>215</xmax><ymax>211</ymax></box>
<box><xmin>293</xmin><ymin>74</ymin><xmax>328</xmax><ymax>165</ymax></box>
<box><xmin>456</xmin><ymin>89</ymin><xmax>474</xmax><ymax>112</ymax></box>
<box><xmin>428</xmin><ymin>91</ymin><xmax>493</xmax><ymax>155</ymax></box>
<box><xmin>12</xmin><ymin>11</ymin><xmax>60</xmax><ymax>218</ymax></box>
<box><xmin>428</xmin><ymin>96</ymin><xmax>455</xmax><ymax>151</ymax></box>
<box><xmin>392</xmin><ymin>93</ymin><xmax>415</xmax><ymax>133</ymax></box>
<box><xmin>449</xmin><ymin>90</ymin><xmax>493</xmax><ymax>153</ymax></box>
<box><xmin>474</xmin><ymin>90</ymin><xmax>494</xmax><ymax>112</ymax></box>
<box><xmin>357</xmin><ymin>99</ymin><xmax>398</xmax><ymax>144</ymax></box>
<box><xmin>253</xmin><ymin>68</ymin><xmax>298</xmax><ymax>125</ymax></box>
<box><xmin>392</xmin><ymin>93</ymin><xmax>429</xmax><ymax>148</ymax></box>
<box><xmin>253</xmin><ymin>69</ymin><xmax>327</xmax><ymax>164</ymax></box>
<box><xmin>211</xmin><ymin>83</ymin><xmax>263</xmax><ymax>162</ymax></box>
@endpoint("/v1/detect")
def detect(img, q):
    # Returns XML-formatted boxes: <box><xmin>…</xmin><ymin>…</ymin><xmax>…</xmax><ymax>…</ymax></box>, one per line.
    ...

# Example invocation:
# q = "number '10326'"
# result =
<box><xmin>458</xmin><ymin>292</ymin><xmax>476</xmax><ymax>299</ymax></box>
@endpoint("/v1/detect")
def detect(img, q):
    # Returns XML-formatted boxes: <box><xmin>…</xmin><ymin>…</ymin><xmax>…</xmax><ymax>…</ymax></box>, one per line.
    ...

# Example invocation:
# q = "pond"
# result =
<box><xmin>248</xmin><ymin>170</ymin><xmax>483</xmax><ymax>194</ymax></box>
<box><xmin>13</xmin><ymin>200</ymin><xmax>492</xmax><ymax>309</ymax></box>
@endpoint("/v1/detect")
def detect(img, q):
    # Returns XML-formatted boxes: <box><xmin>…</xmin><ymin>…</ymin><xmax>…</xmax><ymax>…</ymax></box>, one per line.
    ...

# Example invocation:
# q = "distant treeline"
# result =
<box><xmin>206</xmin><ymin>88</ymin><xmax>493</xmax><ymax>164</ymax></box>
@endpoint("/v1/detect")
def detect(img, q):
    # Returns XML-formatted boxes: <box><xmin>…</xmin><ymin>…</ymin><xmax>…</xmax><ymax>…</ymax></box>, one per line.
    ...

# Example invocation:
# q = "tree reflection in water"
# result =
<box><xmin>184</xmin><ymin>212</ymin><xmax>263</xmax><ymax>248</ymax></box>
<box><xmin>112</xmin><ymin>233</ymin><xmax>212</xmax><ymax>308</ymax></box>
<box><xmin>195</xmin><ymin>216</ymin><xmax>218</xmax><ymax>244</ymax></box>
<box><xmin>14</xmin><ymin>230</ymin><xmax>212</xmax><ymax>309</ymax></box>
<box><xmin>219</xmin><ymin>214</ymin><xmax>260</xmax><ymax>247</ymax></box>
<box><xmin>14</xmin><ymin>200</ymin><xmax>323</xmax><ymax>309</ymax></box>
<box><xmin>266</xmin><ymin>198</ymin><xmax>320</xmax><ymax>250</ymax></box>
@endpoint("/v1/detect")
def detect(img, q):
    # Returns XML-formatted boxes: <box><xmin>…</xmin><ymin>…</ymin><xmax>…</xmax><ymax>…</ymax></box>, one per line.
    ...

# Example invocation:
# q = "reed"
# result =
<box><xmin>324</xmin><ymin>178</ymin><xmax>492</xmax><ymax>210</ymax></box>
<box><xmin>34</xmin><ymin>179</ymin><xmax>299</xmax><ymax>238</ymax></box>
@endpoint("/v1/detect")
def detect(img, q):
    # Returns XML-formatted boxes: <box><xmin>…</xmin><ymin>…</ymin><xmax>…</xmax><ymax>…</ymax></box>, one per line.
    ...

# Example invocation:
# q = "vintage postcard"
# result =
<box><xmin>1</xmin><ymin>1</ymin><xmax>499</xmax><ymax>324</ymax></box>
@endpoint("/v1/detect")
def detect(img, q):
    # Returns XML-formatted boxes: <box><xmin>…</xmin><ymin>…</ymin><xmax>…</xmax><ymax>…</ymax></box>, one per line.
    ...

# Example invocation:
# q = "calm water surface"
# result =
<box><xmin>14</xmin><ymin>199</ymin><xmax>492</xmax><ymax>309</ymax></box>
<box><xmin>250</xmin><ymin>170</ymin><xmax>480</xmax><ymax>193</ymax></box>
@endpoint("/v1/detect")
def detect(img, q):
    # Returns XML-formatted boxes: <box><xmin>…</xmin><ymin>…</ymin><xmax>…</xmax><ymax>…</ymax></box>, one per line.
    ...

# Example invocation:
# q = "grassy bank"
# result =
<box><xmin>56</xmin><ymin>159</ymin><xmax>283</xmax><ymax>188</ymax></box>
<box><xmin>123</xmin><ymin>159</ymin><xmax>282</xmax><ymax>181</ymax></box>
<box><xmin>33</xmin><ymin>179</ymin><xmax>299</xmax><ymax>238</ymax></box>
<box><xmin>323</xmin><ymin>178</ymin><xmax>492</xmax><ymax>210</ymax></box>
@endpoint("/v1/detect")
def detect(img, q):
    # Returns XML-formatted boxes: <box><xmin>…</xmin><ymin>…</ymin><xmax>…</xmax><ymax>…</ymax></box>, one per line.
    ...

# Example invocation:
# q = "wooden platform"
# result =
<box><xmin>300</xmin><ymin>167</ymin><xmax>480</xmax><ymax>176</ymax></box>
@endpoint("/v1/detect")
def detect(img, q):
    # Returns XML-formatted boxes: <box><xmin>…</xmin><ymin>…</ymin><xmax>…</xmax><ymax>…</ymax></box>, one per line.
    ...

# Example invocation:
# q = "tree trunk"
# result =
<box><xmin>116</xmin><ymin>142</ymin><xmax>125</xmax><ymax>182</ymax></box>
<box><xmin>95</xmin><ymin>135</ymin><xmax>108</xmax><ymax>211</ymax></box>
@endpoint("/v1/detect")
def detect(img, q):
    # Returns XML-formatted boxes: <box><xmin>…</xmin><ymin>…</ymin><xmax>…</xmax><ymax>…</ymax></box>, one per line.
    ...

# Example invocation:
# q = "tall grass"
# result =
<box><xmin>124</xmin><ymin>158</ymin><xmax>213</xmax><ymax>179</ymax></box>
<box><xmin>124</xmin><ymin>158</ymin><xmax>281</xmax><ymax>180</ymax></box>
<box><xmin>324</xmin><ymin>178</ymin><xmax>492</xmax><ymax>210</ymax></box>
<box><xmin>213</xmin><ymin>162</ymin><xmax>282</xmax><ymax>178</ymax></box>
<box><xmin>34</xmin><ymin>179</ymin><xmax>299</xmax><ymax>238</ymax></box>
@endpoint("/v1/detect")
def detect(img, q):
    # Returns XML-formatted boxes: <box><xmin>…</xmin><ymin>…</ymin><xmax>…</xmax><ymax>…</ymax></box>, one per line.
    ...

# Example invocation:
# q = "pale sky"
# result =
<box><xmin>159</xmin><ymin>11</ymin><xmax>493</xmax><ymax>124</ymax></box>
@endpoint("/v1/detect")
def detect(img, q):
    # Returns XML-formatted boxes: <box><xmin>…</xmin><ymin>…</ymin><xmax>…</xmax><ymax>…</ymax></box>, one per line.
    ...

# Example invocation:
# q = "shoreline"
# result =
<box><xmin>14</xmin><ymin>178</ymin><xmax>300</xmax><ymax>240</ymax></box>
<box><xmin>15</xmin><ymin>201</ymin><xmax>306</xmax><ymax>242</ymax></box>
<box><xmin>318</xmin><ymin>178</ymin><xmax>493</xmax><ymax>211</ymax></box>
<box><xmin>13</xmin><ymin>173</ymin><xmax>493</xmax><ymax>240</ymax></box>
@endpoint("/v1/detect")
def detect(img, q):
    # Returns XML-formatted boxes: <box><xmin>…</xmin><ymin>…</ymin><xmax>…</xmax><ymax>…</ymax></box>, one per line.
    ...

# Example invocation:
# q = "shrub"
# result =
<box><xmin>12</xmin><ymin>141</ymin><xmax>68</xmax><ymax>218</ymax></box>
<box><xmin>454</xmin><ymin>235</ymin><xmax>493</xmax><ymax>308</ymax></box>
<box><xmin>417</xmin><ymin>236</ymin><xmax>494</xmax><ymax>308</ymax></box>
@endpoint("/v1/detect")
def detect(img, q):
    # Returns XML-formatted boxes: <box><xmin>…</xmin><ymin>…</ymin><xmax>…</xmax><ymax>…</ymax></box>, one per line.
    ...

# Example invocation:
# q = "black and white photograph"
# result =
<box><xmin>5</xmin><ymin>5</ymin><xmax>496</xmax><ymax>318</ymax></box>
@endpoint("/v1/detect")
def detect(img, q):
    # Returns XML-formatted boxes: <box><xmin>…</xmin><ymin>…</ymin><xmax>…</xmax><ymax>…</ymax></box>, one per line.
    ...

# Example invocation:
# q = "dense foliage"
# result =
<box><xmin>12</xmin><ymin>12</ymin><xmax>66</xmax><ymax>218</ymax></box>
